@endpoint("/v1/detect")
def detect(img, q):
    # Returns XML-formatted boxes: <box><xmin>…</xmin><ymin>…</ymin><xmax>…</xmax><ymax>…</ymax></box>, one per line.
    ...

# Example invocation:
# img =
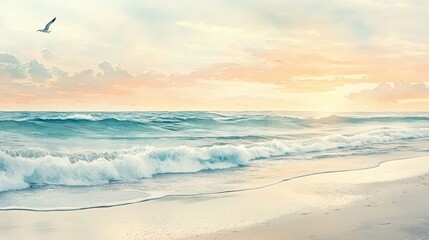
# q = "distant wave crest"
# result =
<box><xmin>0</xmin><ymin>113</ymin><xmax>428</xmax><ymax>137</ymax></box>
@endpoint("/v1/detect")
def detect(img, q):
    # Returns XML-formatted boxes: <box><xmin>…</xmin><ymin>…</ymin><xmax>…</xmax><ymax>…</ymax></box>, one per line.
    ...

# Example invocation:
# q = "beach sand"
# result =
<box><xmin>187</xmin><ymin>156</ymin><xmax>429</xmax><ymax>240</ymax></box>
<box><xmin>1</xmin><ymin>155</ymin><xmax>429</xmax><ymax>240</ymax></box>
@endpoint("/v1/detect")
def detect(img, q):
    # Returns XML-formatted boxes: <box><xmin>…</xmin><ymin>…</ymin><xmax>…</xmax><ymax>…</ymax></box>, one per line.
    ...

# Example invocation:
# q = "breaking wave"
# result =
<box><xmin>1</xmin><ymin>127</ymin><xmax>428</xmax><ymax>192</ymax></box>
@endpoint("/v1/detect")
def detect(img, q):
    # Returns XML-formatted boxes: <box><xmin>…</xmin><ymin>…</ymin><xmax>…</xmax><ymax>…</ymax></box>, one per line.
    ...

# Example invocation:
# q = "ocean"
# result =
<box><xmin>0</xmin><ymin>111</ymin><xmax>428</xmax><ymax>210</ymax></box>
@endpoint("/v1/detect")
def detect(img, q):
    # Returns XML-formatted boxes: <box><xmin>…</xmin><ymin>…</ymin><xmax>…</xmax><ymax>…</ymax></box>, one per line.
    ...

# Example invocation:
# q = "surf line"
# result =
<box><xmin>1</xmin><ymin>155</ymin><xmax>425</xmax><ymax>212</ymax></box>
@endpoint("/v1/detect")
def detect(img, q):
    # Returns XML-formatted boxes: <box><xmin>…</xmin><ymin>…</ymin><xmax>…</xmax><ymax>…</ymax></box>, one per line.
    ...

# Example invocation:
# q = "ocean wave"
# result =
<box><xmin>1</xmin><ymin>113</ymin><xmax>102</xmax><ymax>122</ymax></box>
<box><xmin>1</xmin><ymin>127</ymin><xmax>428</xmax><ymax>192</ymax></box>
<box><xmin>0</xmin><ymin>112</ymin><xmax>429</xmax><ymax>131</ymax></box>
<box><xmin>40</xmin><ymin>113</ymin><xmax>98</xmax><ymax>121</ymax></box>
<box><xmin>1</xmin><ymin>112</ymin><xmax>428</xmax><ymax>125</ymax></box>
<box><xmin>310</xmin><ymin>115</ymin><xmax>429</xmax><ymax>124</ymax></box>
<box><xmin>0</xmin><ymin>145</ymin><xmax>250</xmax><ymax>192</ymax></box>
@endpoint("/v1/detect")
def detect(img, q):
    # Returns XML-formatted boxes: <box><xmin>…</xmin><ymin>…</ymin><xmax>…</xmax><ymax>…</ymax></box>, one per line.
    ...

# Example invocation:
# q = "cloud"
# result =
<box><xmin>41</xmin><ymin>48</ymin><xmax>59</xmax><ymax>62</ymax></box>
<box><xmin>0</xmin><ymin>53</ymin><xmax>20</xmax><ymax>65</ymax></box>
<box><xmin>97</xmin><ymin>62</ymin><xmax>131</xmax><ymax>80</ymax></box>
<box><xmin>348</xmin><ymin>82</ymin><xmax>429</xmax><ymax>103</ymax></box>
<box><xmin>1</xmin><ymin>51</ymin><xmax>428</xmax><ymax>111</ymax></box>
<box><xmin>165</xmin><ymin>49</ymin><xmax>370</xmax><ymax>93</ymax></box>
<box><xmin>1</xmin><ymin>53</ymin><xmax>56</xmax><ymax>84</ymax></box>
<box><xmin>27</xmin><ymin>59</ymin><xmax>52</xmax><ymax>82</ymax></box>
<box><xmin>0</xmin><ymin>53</ymin><xmax>127</xmax><ymax>93</ymax></box>
<box><xmin>0</xmin><ymin>53</ymin><xmax>27</xmax><ymax>80</ymax></box>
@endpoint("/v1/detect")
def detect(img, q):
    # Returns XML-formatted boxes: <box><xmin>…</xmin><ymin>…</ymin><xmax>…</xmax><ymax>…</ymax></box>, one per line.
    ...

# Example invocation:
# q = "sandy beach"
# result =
<box><xmin>187</xmin><ymin>156</ymin><xmax>429</xmax><ymax>240</ymax></box>
<box><xmin>1</xmin><ymin>154</ymin><xmax>428</xmax><ymax>240</ymax></box>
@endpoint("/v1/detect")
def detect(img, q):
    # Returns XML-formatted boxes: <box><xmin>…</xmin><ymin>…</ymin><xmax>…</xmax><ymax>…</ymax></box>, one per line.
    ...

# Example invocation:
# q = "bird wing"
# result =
<box><xmin>44</xmin><ymin>17</ymin><xmax>56</xmax><ymax>30</ymax></box>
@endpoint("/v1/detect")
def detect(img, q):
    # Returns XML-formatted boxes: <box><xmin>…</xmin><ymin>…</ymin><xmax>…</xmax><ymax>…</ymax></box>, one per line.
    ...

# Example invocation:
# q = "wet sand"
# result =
<box><xmin>187</xmin><ymin>156</ymin><xmax>429</xmax><ymax>240</ymax></box>
<box><xmin>1</xmin><ymin>156</ymin><xmax>429</xmax><ymax>240</ymax></box>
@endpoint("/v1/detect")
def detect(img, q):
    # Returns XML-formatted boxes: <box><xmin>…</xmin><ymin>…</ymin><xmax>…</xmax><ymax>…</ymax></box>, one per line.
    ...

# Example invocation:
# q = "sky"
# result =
<box><xmin>0</xmin><ymin>0</ymin><xmax>428</xmax><ymax>111</ymax></box>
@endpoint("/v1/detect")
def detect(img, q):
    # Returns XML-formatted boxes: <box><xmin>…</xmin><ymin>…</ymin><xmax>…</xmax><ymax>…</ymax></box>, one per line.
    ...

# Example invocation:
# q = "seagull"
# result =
<box><xmin>37</xmin><ymin>17</ymin><xmax>56</xmax><ymax>33</ymax></box>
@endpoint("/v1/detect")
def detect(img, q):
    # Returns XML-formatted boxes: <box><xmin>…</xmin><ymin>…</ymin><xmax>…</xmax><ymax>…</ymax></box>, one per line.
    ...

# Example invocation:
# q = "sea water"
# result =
<box><xmin>0</xmin><ymin>111</ymin><xmax>428</xmax><ymax>210</ymax></box>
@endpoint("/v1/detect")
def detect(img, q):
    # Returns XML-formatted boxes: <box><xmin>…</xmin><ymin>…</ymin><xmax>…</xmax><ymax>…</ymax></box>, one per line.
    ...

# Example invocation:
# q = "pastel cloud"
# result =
<box><xmin>0</xmin><ymin>53</ymin><xmax>26</xmax><ymax>79</ymax></box>
<box><xmin>41</xmin><ymin>48</ymin><xmax>60</xmax><ymax>62</ymax></box>
<box><xmin>27</xmin><ymin>60</ymin><xmax>52</xmax><ymax>82</ymax></box>
<box><xmin>349</xmin><ymin>82</ymin><xmax>429</xmax><ymax>103</ymax></box>
<box><xmin>1</xmin><ymin>50</ymin><xmax>428</xmax><ymax>112</ymax></box>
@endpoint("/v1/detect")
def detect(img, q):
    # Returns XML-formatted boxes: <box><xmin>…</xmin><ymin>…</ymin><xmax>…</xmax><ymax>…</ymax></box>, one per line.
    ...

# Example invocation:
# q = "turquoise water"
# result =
<box><xmin>0</xmin><ymin>111</ymin><xmax>428</xmax><ymax>210</ymax></box>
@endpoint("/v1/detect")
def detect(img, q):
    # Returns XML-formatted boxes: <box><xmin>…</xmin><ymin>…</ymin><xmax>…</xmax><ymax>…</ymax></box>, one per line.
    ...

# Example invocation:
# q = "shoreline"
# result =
<box><xmin>1</xmin><ymin>152</ymin><xmax>424</xmax><ymax>212</ymax></box>
<box><xmin>1</xmin><ymin>155</ymin><xmax>429</xmax><ymax>239</ymax></box>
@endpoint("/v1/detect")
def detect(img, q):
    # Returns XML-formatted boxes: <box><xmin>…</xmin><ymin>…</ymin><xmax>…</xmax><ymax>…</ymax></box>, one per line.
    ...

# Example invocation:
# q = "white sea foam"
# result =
<box><xmin>41</xmin><ymin>113</ymin><xmax>99</xmax><ymax>121</ymax></box>
<box><xmin>8</xmin><ymin>113</ymin><xmax>100</xmax><ymax>122</ymax></box>
<box><xmin>0</xmin><ymin>127</ymin><xmax>428</xmax><ymax>192</ymax></box>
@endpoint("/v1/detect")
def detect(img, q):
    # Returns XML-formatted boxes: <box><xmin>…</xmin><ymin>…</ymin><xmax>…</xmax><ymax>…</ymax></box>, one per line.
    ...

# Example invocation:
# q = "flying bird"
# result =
<box><xmin>37</xmin><ymin>17</ymin><xmax>56</xmax><ymax>33</ymax></box>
